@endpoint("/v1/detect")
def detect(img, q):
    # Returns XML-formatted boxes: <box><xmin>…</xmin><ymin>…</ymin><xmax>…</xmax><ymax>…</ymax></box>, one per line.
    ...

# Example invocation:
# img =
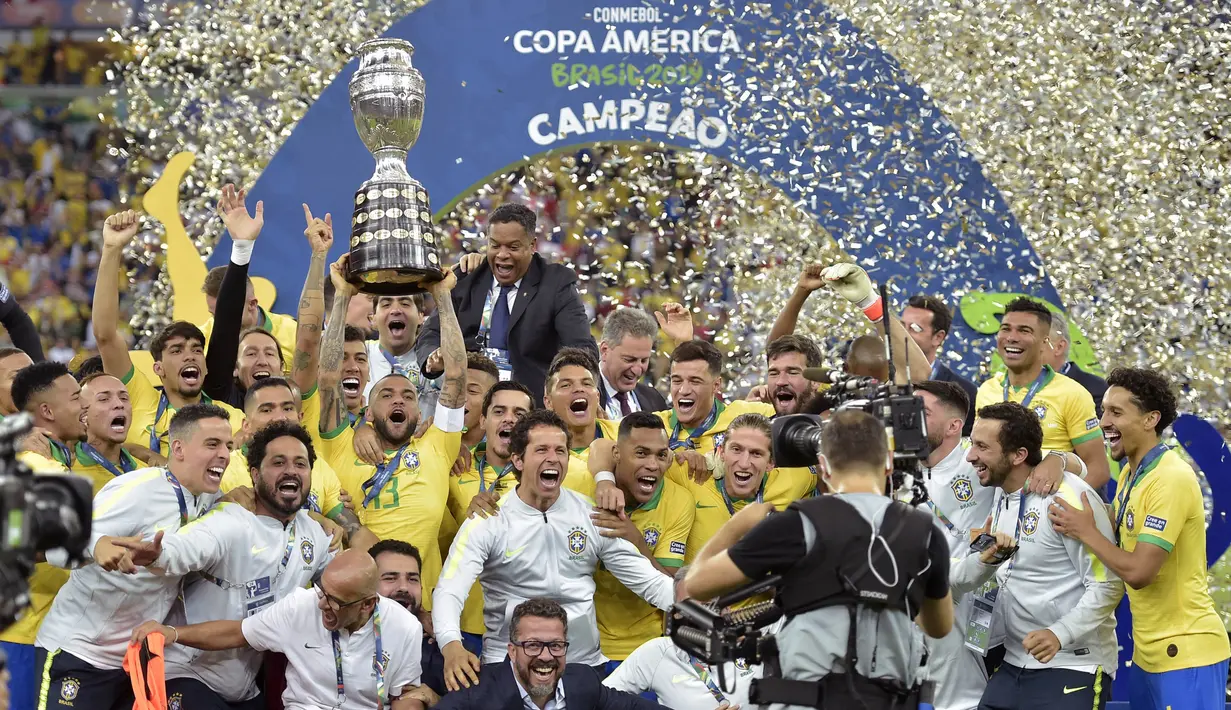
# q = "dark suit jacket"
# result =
<box><xmin>416</xmin><ymin>254</ymin><xmax>598</xmax><ymax>404</ymax></box>
<box><xmin>598</xmin><ymin>380</ymin><xmax>669</xmax><ymax>415</ymax></box>
<box><xmin>1062</xmin><ymin>362</ymin><xmax>1108</xmax><ymax>416</ymax></box>
<box><xmin>434</xmin><ymin>661</ymin><xmax>666</xmax><ymax>710</ymax></box>
<box><xmin>932</xmin><ymin>361</ymin><xmax>979</xmax><ymax>436</ymax></box>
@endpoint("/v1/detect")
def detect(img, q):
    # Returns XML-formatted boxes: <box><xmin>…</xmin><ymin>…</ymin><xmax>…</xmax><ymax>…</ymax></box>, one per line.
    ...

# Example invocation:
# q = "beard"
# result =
<box><xmin>926</xmin><ymin>430</ymin><xmax>944</xmax><ymax>453</ymax></box>
<box><xmin>517</xmin><ymin>657</ymin><xmax>561</xmax><ymax>698</ymax></box>
<box><xmin>374</xmin><ymin>415</ymin><xmax>417</xmax><ymax>446</ymax></box>
<box><xmin>986</xmin><ymin>455</ymin><xmax>1014</xmax><ymax>487</ymax></box>
<box><xmin>255</xmin><ymin>475</ymin><xmax>304</xmax><ymax>516</ymax></box>
<box><xmin>390</xmin><ymin>591</ymin><xmax>419</xmax><ymax>614</ymax></box>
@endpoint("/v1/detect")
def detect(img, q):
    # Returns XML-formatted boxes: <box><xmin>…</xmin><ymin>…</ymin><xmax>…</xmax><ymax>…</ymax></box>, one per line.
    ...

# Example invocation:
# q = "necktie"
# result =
<box><xmin>489</xmin><ymin>285</ymin><xmax>513</xmax><ymax>350</ymax></box>
<box><xmin>616</xmin><ymin>390</ymin><xmax>633</xmax><ymax>417</ymax></box>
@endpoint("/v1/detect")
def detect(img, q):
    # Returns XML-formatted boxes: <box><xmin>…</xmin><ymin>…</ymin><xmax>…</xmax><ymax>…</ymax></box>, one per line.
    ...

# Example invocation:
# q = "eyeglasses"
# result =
<box><xmin>512</xmin><ymin>640</ymin><xmax>569</xmax><ymax>657</ymax></box>
<box><xmin>314</xmin><ymin>582</ymin><xmax>371</xmax><ymax>612</ymax></box>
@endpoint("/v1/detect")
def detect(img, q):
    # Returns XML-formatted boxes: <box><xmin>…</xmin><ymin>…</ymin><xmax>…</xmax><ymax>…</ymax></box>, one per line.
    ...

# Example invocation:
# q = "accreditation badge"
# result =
<box><xmin>963</xmin><ymin>580</ymin><xmax>999</xmax><ymax>656</ymax></box>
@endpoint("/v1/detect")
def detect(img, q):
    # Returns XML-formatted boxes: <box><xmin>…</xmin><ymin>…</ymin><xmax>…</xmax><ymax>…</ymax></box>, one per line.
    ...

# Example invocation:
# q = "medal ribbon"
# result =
<box><xmin>1001</xmin><ymin>366</ymin><xmax>1051</xmax><ymax>409</ymax></box>
<box><xmin>361</xmin><ymin>444</ymin><xmax>409</xmax><ymax>508</ymax></box>
<box><xmin>668</xmin><ymin>401</ymin><xmax>724</xmax><ymax>451</ymax></box>
<box><xmin>77</xmin><ymin>442</ymin><xmax>138</xmax><ymax>477</ymax></box>
<box><xmin>687</xmin><ymin>655</ymin><xmax>728</xmax><ymax>703</ymax></box>
<box><xmin>331</xmin><ymin>604</ymin><xmax>385</xmax><ymax>709</ymax></box>
<box><xmin>1113</xmin><ymin>442</ymin><xmax>1169</xmax><ymax>545</ymax></box>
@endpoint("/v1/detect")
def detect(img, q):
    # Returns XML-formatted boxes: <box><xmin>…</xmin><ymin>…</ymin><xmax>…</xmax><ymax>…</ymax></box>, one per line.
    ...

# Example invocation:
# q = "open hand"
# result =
<box><xmin>655</xmin><ymin>302</ymin><xmax>694</xmax><ymax>343</ymax></box>
<box><xmin>217</xmin><ymin>184</ymin><xmax>264</xmax><ymax>242</ymax></box>
<box><xmin>113</xmin><ymin>530</ymin><xmax>164</xmax><ymax>567</ymax></box>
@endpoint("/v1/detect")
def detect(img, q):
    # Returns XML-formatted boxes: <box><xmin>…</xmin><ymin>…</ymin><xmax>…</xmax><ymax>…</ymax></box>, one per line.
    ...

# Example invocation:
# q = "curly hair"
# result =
<box><xmin>1107</xmin><ymin>367</ymin><xmax>1178</xmax><ymax>434</ymax></box>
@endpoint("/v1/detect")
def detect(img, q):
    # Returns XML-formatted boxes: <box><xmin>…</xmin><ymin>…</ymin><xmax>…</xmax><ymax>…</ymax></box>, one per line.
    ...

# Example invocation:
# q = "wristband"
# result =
<box><xmin>856</xmin><ymin>293</ymin><xmax>883</xmax><ymax>322</ymax></box>
<box><xmin>594</xmin><ymin>470</ymin><xmax>616</xmax><ymax>485</ymax></box>
<box><xmin>230</xmin><ymin>240</ymin><xmax>255</xmax><ymax>265</ymax></box>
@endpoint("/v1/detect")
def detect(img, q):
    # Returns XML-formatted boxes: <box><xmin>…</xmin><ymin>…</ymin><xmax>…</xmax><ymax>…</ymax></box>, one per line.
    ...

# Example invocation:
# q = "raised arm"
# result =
<box><xmin>768</xmin><ymin>264</ymin><xmax>824</xmax><ymax>343</ymax></box>
<box><xmin>292</xmin><ymin>205</ymin><xmax>333</xmax><ymax>395</ymax></box>
<box><xmin>203</xmin><ymin>184</ymin><xmax>265</xmax><ymax>400</ymax></box>
<box><xmin>318</xmin><ymin>255</ymin><xmax>356</xmax><ymax>435</ymax></box>
<box><xmin>93</xmin><ymin>211</ymin><xmax>138</xmax><ymax>378</ymax></box>
<box><xmin>429</xmin><ymin>270</ymin><xmax>467</xmax><ymax>409</ymax></box>
<box><xmin>821</xmin><ymin>263</ymin><xmax>930</xmax><ymax>384</ymax></box>
<box><xmin>0</xmin><ymin>284</ymin><xmax>44</xmax><ymax>361</ymax></box>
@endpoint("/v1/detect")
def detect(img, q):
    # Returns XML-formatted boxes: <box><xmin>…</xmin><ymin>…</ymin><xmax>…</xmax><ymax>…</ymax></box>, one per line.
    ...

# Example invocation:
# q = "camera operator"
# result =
<box><xmin>684</xmin><ymin>410</ymin><xmax>953</xmax><ymax>710</ymax></box>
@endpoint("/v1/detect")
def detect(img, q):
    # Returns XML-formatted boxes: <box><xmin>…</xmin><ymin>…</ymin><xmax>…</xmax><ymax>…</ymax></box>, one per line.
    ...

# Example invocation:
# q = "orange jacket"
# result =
<box><xmin>124</xmin><ymin>631</ymin><xmax>169</xmax><ymax>710</ymax></box>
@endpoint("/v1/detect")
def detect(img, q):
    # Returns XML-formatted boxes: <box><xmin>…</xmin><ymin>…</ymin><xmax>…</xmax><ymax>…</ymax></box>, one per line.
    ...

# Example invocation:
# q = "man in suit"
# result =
<box><xmin>902</xmin><ymin>294</ymin><xmax>978</xmax><ymax>434</ymax></box>
<box><xmin>597</xmin><ymin>307</ymin><xmax>669</xmax><ymax>419</ymax></box>
<box><xmin>417</xmin><ymin>203</ymin><xmax>596</xmax><ymax>405</ymax></box>
<box><xmin>1043</xmin><ymin>310</ymin><xmax>1108</xmax><ymax>415</ymax></box>
<box><xmin>435</xmin><ymin>598</ymin><xmax>665</xmax><ymax>710</ymax></box>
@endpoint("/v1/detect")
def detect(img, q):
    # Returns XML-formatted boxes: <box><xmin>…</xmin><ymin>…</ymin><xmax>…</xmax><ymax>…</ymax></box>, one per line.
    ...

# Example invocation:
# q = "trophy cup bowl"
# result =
<box><xmin>347</xmin><ymin>38</ymin><xmax>445</xmax><ymax>295</ymax></box>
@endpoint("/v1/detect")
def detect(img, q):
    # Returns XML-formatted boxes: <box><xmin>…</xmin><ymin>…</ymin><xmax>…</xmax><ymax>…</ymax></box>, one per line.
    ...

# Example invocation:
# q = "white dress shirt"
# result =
<box><xmin>603</xmin><ymin>630</ymin><xmax>775</xmax><ymax>710</ymax></box>
<box><xmin>512</xmin><ymin>658</ymin><xmax>566</xmax><ymax>710</ymax></box>
<box><xmin>601</xmin><ymin>373</ymin><xmax>642</xmax><ymax>420</ymax></box>
<box><xmin>241</xmin><ymin>587</ymin><xmax>423</xmax><ymax>710</ymax></box>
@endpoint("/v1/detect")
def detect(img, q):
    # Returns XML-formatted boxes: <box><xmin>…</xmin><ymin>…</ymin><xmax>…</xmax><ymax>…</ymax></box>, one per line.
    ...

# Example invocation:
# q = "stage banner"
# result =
<box><xmin>213</xmin><ymin>0</ymin><xmax>1057</xmax><ymax>371</ymax></box>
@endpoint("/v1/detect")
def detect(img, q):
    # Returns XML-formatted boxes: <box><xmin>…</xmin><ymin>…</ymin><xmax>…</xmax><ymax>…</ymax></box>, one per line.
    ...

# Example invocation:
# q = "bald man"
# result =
<box><xmin>132</xmin><ymin>550</ymin><xmax>428</xmax><ymax>710</ymax></box>
<box><xmin>845</xmin><ymin>334</ymin><xmax>890</xmax><ymax>381</ymax></box>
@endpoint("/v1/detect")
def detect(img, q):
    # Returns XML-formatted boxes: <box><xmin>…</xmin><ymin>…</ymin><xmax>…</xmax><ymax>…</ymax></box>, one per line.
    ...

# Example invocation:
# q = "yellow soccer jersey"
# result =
<box><xmin>447</xmin><ymin>444</ymin><xmax>520</xmax><ymax>635</ymax></box>
<box><xmin>678</xmin><ymin>464</ymin><xmax>815</xmax><ymax>564</ymax></box>
<box><xmin>200</xmin><ymin>308</ymin><xmax>298</xmax><ymax>375</ymax></box>
<box><xmin>219</xmin><ymin>447</ymin><xmax>345</xmax><ymax>519</ymax></box>
<box><xmin>1</xmin><ymin>452</ymin><xmax>76</xmax><ymax>645</ymax></box>
<box><xmin>120</xmin><ymin>366</ymin><xmax>245</xmax><ymax>454</ymax></box>
<box><xmin>976</xmin><ymin>367</ymin><xmax>1101</xmax><ymax>453</ymax></box>
<box><xmin>321</xmin><ymin>423</ymin><xmax>461</xmax><ymax>611</ymax></box>
<box><xmin>72</xmin><ymin>442</ymin><xmax>144</xmax><ymax>483</ymax></box>
<box><xmin>1114</xmin><ymin>448</ymin><xmax>1230</xmax><ymax>672</ymax></box>
<box><xmin>562</xmin><ymin>419</ymin><xmax>621</xmax><ymax>500</ymax></box>
<box><xmin>595</xmin><ymin>478</ymin><xmax>695</xmax><ymax>660</ymax></box>
<box><xmin>299</xmin><ymin>385</ymin><xmax>325</xmax><ymax>456</ymax></box>
<box><xmin>655</xmin><ymin>400</ymin><xmax>775</xmax><ymax>456</ymax></box>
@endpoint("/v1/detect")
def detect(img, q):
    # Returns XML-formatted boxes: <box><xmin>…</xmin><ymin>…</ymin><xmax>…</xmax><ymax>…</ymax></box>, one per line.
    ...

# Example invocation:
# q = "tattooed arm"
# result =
<box><xmin>332</xmin><ymin>507</ymin><xmax>380</xmax><ymax>551</ymax></box>
<box><xmin>319</xmin><ymin>255</ymin><xmax>356</xmax><ymax>436</ymax></box>
<box><xmin>292</xmin><ymin>206</ymin><xmax>333</xmax><ymax>395</ymax></box>
<box><xmin>428</xmin><ymin>271</ymin><xmax>466</xmax><ymax>409</ymax></box>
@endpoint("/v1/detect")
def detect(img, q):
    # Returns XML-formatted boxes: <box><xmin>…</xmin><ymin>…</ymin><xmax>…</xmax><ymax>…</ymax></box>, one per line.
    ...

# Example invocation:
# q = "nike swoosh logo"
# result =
<box><xmin>251</xmin><ymin>546</ymin><xmax>268</xmax><ymax>554</ymax></box>
<box><xmin>458</xmin><ymin>478</ymin><xmax>476</xmax><ymax>485</ymax></box>
<box><xmin>1063</xmin><ymin>686</ymin><xmax>1088</xmax><ymax>695</ymax></box>
<box><xmin>505</xmin><ymin>545</ymin><xmax>528</xmax><ymax>558</ymax></box>
<box><xmin>305</xmin><ymin>642</ymin><xmax>323</xmax><ymax>649</ymax></box>
<box><xmin>671</xmin><ymin>674</ymin><xmax>694</xmax><ymax>684</ymax></box>
<box><xmin>696</xmin><ymin>504</ymin><xmax>717</xmax><ymax>509</ymax></box>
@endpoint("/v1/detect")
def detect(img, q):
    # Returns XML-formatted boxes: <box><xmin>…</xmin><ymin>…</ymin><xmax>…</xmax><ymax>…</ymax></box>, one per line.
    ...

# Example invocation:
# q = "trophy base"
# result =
<box><xmin>348</xmin><ymin>266</ymin><xmax>445</xmax><ymax>296</ymax></box>
<box><xmin>348</xmin><ymin>179</ymin><xmax>444</xmax><ymax>296</ymax></box>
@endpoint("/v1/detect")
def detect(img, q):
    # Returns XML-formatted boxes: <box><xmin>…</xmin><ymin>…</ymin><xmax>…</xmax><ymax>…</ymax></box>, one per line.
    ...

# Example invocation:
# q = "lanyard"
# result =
<box><xmin>48</xmin><ymin>439</ymin><xmax>72</xmax><ymax>467</ymax></box>
<box><xmin>380</xmin><ymin>348</ymin><xmax>422</xmax><ymax>389</ymax></box>
<box><xmin>77</xmin><ymin>442</ymin><xmax>138</xmax><ymax>477</ymax></box>
<box><xmin>150</xmin><ymin>389</ymin><xmax>171</xmax><ymax>454</ymax></box>
<box><xmin>808</xmin><ymin>465</ymin><xmax>823</xmax><ymax>498</ymax></box>
<box><xmin>332</xmin><ymin>605</ymin><xmax>385</xmax><ymax>709</ymax></box>
<box><xmin>163</xmin><ymin>468</ymin><xmax>190</xmax><ymax>528</ymax></box>
<box><xmin>715</xmin><ymin>476</ymin><xmax>765</xmax><ymax>516</ymax></box>
<box><xmin>926</xmin><ymin>500</ymin><xmax>957</xmax><ymax>533</ymax></box>
<box><xmin>476</xmin><ymin>283</ymin><xmax>510</xmax><ymax>349</ymax></box>
<box><xmin>687</xmin><ymin>655</ymin><xmax>727</xmax><ymax>703</ymax></box>
<box><xmin>362</xmin><ymin>444</ymin><xmax>408</xmax><ymax>508</ymax></box>
<box><xmin>477</xmin><ymin>455</ymin><xmax>513</xmax><ymax>494</ymax></box>
<box><xmin>201</xmin><ymin>518</ymin><xmax>298</xmax><ymax>590</ymax></box>
<box><xmin>930</xmin><ymin>359</ymin><xmax>943</xmax><ymax>380</ymax></box>
<box><xmin>668</xmin><ymin>401</ymin><xmax>724</xmax><ymax>451</ymax></box>
<box><xmin>1001</xmin><ymin>367</ymin><xmax>1050</xmax><ymax>409</ymax></box>
<box><xmin>992</xmin><ymin>490</ymin><xmax>1028</xmax><ymax>574</ymax></box>
<box><xmin>1113</xmin><ymin>442</ymin><xmax>1169</xmax><ymax>545</ymax></box>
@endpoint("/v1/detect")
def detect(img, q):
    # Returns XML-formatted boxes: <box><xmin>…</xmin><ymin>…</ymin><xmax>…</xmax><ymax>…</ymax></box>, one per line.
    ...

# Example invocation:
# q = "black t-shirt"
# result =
<box><xmin>727</xmin><ymin>505</ymin><xmax>950</xmax><ymax>601</ymax></box>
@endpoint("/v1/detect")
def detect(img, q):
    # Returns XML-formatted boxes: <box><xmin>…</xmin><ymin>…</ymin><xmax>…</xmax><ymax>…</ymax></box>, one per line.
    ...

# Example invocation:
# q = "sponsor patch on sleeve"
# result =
<box><xmin>1085</xmin><ymin>418</ymin><xmax>1099</xmax><ymax>430</ymax></box>
<box><xmin>669</xmin><ymin>541</ymin><xmax>687</xmax><ymax>556</ymax></box>
<box><xmin>1144</xmin><ymin>515</ymin><xmax>1167</xmax><ymax>532</ymax></box>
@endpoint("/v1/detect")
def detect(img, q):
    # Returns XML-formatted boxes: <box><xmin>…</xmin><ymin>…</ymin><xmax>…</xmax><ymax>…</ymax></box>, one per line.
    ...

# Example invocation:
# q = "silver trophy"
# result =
<box><xmin>346</xmin><ymin>38</ymin><xmax>445</xmax><ymax>295</ymax></box>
